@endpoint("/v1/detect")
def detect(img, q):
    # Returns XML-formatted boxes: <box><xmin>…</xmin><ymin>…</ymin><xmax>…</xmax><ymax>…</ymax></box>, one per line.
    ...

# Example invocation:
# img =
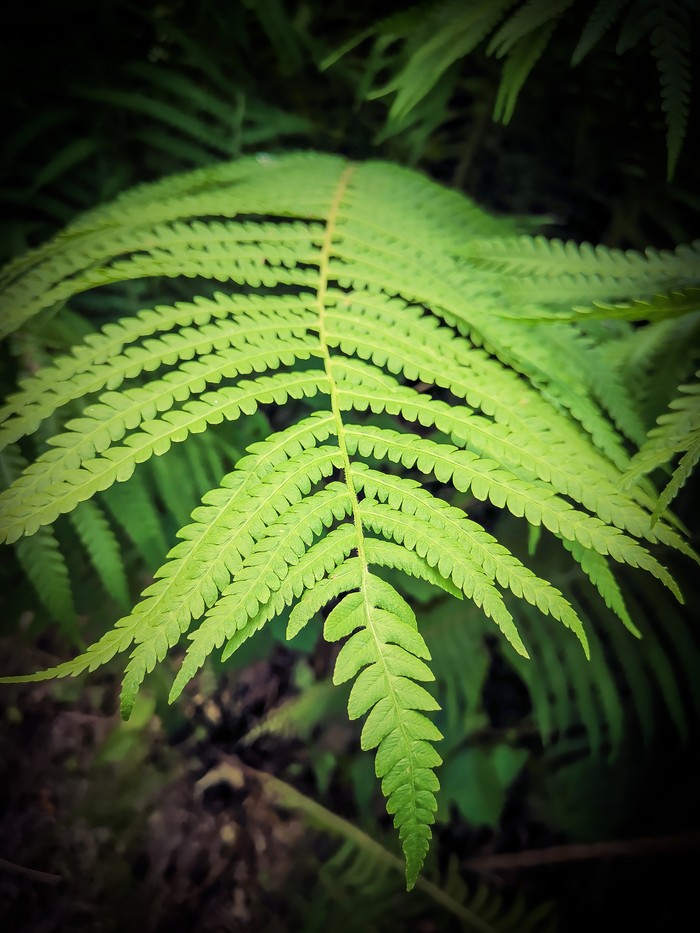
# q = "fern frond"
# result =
<box><xmin>1</xmin><ymin>445</ymin><xmax>76</xmax><ymax>633</ymax></box>
<box><xmin>249</xmin><ymin>761</ymin><xmax>554</xmax><ymax>932</ymax></box>
<box><xmin>624</xmin><ymin>371</ymin><xmax>700</xmax><ymax>522</ymax></box>
<box><xmin>124</xmin><ymin>61</ymin><xmax>240</xmax><ymax>127</ymax></box>
<box><xmin>0</xmin><ymin>369</ymin><xmax>329</xmax><ymax>542</ymax></box>
<box><xmin>486</xmin><ymin>0</ymin><xmax>573</xmax><ymax>59</ymax></box>
<box><xmin>287</xmin><ymin>556</ymin><xmax>365</xmax><ymax>640</ymax></box>
<box><xmin>540</xmin><ymin>327</ymin><xmax>648</xmax><ymax>446</ymax></box>
<box><xmin>612</xmin><ymin>309</ymin><xmax>700</xmax><ymax>434</ymax></box>
<box><xmin>649</xmin><ymin>0</ymin><xmax>692</xmax><ymax>179</ymax></box>
<box><xmin>68</xmin><ymin>500</ymin><xmax>130</xmax><ymax>607</ymax></box>
<box><xmin>335</xmin><ymin>351</ymin><xmax>671</xmax><ymax>544</ymax></box>
<box><xmin>376</xmin><ymin>0</ymin><xmax>516</xmax><ymax>125</ymax></box>
<box><xmin>0</xmin><ymin>294</ymin><xmax>318</xmax><ymax>451</ymax></box>
<box><xmin>14</xmin><ymin>525</ymin><xmax>77</xmax><ymax>633</ymax></box>
<box><xmin>518</xmin><ymin>570</ymin><xmax>700</xmax><ymax>752</ymax></box>
<box><xmin>76</xmin><ymin>86</ymin><xmax>235</xmax><ymax>156</ymax></box>
<box><xmin>325</xmin><ymin>291</ymin><xmax>636</xmax><ymax>479</ymax></box>
<box><xmin>358</xmin><ymin>496</ymin><xmax>529</xmax><ymax>657</ymax></box>
<box><xmin>1</xmin><ymin>152</ymin><xmax>693</xmax><ymax>886</ymax></box>
<box><xmin>492</xmin><ymin>21</ymin><xmax>558</xmax><ymax>124</ymax></box>
<box><xmin>570</xmin><ymin>289</ymin><xmax>700</xmax><ymax>324</ymax></box>
<box><xmin>356</xmin><ymin>467</ymin><xmax>590</xmax><ymax>648</ymax></box>
<box><xmin>461</xmin><ymin>236</ymin><xmax>700</xmax><ymax>294</ymax></box>
<box><xmin>162</xmin><ymin>484</ymin><xmax>353</xmax><ymax>707</ymax></box>
<box><xmin>100</xmin><ymin>471</ymin><xmax>169</xmax><ymax>568</ymax></box>
<box><xmin>571</xmin><ymin>0</ymin><xmax>631</xmax><ymax>64</ymax></box>
<box><xmin>345</xmin><ymin>424</ymin><xmax>680</xmax><ymax>599</ymax></box>
<box><xmin>561</xmin><ymin>539</ymin><xmax>638</xmax><ymax>636</ymax></box>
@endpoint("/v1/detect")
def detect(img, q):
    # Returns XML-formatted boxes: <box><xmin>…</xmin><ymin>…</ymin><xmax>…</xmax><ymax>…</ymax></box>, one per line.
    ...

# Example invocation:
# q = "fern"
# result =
<box><xmin>624</xmin><ymin>370</ymin><xmax>700</xmax><ymax>522</ymax></box>
<box><xmin>330</xmin><ymin>0</ymin><xmax>697</xmax><ymax>176</ymax></box>
<box><xmin>248</xmin><ymin>760</ymin><xmax>555</xmax><ymax>932</ymax></box>
<box><xmin>67</xmin><ymin>499</ymin><xmax>130</xmax><ymax>608</ymax></box>
<box><xmin>420</xmin><ymin>527</ymin><xmax>700</xmax><ymax>759</ymax></box>
<box><xmin>570</xmin><ymin>0</ymin><xmax>631</xmax><ymax>64</ymax></box>
<box><xmin>2</xmin><ymin>446</ymin><xmax>77</xmax><ymax>636</ymax></box>
<box><xmin>648</xmin><ymin>0</ymin><xmax>693</xmax><ymax>179</ymax></box>
<box><xmin>0</xmin><ymin>152</ymin><xmax>695</xmax><ymax>887</ymax></box>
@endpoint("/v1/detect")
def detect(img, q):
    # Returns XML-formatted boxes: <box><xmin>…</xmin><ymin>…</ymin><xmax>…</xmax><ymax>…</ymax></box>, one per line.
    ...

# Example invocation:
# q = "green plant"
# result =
<box><xmin>246</xmin><ymin>759</ymin><xmax>555</xmax><ymax>932</ymax></box>
<box><xmin>327</xmin><ymin>0</ymin><xmax>696</xmax><ymax>178</ymax></box>
<box><xmin>1</xmin><ymin>151</ymin><xmax>697</xmax><ymax>887</ymax></box>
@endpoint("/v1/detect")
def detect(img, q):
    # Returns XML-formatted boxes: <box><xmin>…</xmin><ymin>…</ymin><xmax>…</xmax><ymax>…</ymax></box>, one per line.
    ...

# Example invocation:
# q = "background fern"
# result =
<box><xmin>326</xmin><ymin>0</ymin><xmax>697</xmax><ymax>179</ymax></box>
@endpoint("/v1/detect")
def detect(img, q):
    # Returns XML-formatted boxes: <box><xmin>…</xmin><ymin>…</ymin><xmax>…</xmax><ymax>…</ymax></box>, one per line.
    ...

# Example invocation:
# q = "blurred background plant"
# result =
<box><xmin>1</xmin><ymin>1</ymin><xmax>698</xmax><ymax>930</ymax></box>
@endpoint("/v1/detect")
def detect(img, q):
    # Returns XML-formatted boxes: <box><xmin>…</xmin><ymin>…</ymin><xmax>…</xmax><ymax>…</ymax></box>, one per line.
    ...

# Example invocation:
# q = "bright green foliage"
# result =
<box><xmin>624</xmin><ymin>370</ymin><xmax>700</xmax><ymax>522</ymax></box>
<box><xmin>0</xmin><ymin>151</ymin><xmax>696</xmax><ymax>886</ymax></box>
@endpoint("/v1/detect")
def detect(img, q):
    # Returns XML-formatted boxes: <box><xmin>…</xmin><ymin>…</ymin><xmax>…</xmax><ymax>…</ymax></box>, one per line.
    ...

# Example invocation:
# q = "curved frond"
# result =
<box><xmin>649</xmin><ymin>0</ymin><xmax>692</xmax><ymax>178</ymax></box>
<box><xmin>624</xmin><ymin>370</ymin><xmax>700</xmax><ymax>522</ymax></box>
<box><xmin>1</xmin><ymin>445</ymin><xmax>76</xmax><ymax>634</ymax></box>
<box><xmin>461</xmin><ymin>236</ymin><xmax>700</xmax><ymax>297</ymax></box>
<box><xmin>68</xmin><ymin>499</ymin><xmax>130</xmax><ymax>607</ymax></box>
<box><xmin>0</xmin><ymin>152</ymin><xmax>693</xmax><ymax>886</ymax></box>
<box><xmin>486</xmin><ymin>0</ymin><xmax>573</xmax><ymax>59</ymax></box>
<box><xmin>571</xmin><ymin>0</ymin><xmax>631</xmax><ymax>64</ymax></box>
<box><xmin>492</xmin><ymin>21</ymin><xmax>558</xmax><ymax>124</ymax></box>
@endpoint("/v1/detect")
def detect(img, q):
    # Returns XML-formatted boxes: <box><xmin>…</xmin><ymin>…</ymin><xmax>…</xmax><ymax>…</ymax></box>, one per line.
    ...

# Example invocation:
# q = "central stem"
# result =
<box><xmin>315</xmin><ymin>164</ymin><xmax>370</xmax><ymax>586</ymax></box>
<box><xmin>315</xmin><ymin>163</ymin><xmax>418</xmax><ymax>818</ymax></box>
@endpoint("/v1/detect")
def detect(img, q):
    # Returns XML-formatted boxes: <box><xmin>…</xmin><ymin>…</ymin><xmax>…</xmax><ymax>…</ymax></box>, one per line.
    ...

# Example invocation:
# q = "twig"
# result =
<box><xmin>0</xmin><ymin>856</ymin><xmax>62</xmax><ymax>885</ymax></box>
<box><xmin>465</xmin><ymin>832</ymin><xmax>700</xmax><ymax>872</ymax></box>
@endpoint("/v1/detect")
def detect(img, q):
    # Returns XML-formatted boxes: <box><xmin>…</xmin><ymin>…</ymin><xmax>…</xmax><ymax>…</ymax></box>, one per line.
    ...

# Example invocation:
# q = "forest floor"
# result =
<box><xmin>3</xmin><ymin>633</ymin><xmax>700</xmax><ymax>932</ymax></box>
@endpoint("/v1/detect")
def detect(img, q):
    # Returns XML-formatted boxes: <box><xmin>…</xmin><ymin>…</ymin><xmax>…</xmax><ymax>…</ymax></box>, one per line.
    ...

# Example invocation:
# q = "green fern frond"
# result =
<box><xmin>166</xmin><ymin>485</ymin><xmax>353</xmax><ymax>705</ymax></box>
<box><xmin>78</xmin><ymin>87</ymin><xmax>235</xmax><ymax>157</ymax></box>
<box><xmin>374</xmin><ymin>0</ymin><xmax>516</xmax><ymax>125</ymax></box>
<box><xmin>124</xmin><ymin>62</ymin><xmax>241</xmax><ymax>127</ymax></box>
<box><xmin>425</xmin><ymin>546</ymin><xmax>700</xmax><ymax>758</ymax></box>
<box><xmin>1</xmin><ymin>445</ymin><xmax>76</xmax><ymax>634</ymax></box>
<box><xmin>250</xmin><ymin>761</ymin><xmax>554</xmax><ymax>931</ymax></box>
<box><xmin>492</xmin><ymin>21</ymin><xmax>558</xmax><ymax>124</ymax></box>
<box><xmin>68</xmin><ymin>499</ymin><xmax>130</xmax><ymax>608</ymax></box>
<box><xmin>541</xmin><ymin>327</ymin><xmax>648</xmax><ymax>447</ymax></box>
<box><xmin>571</xmin><ymin>0</ymin><xmax>631</xmax><ymax>64</ymax></box>
<box><xmin>329</xmin><ymin>0</ymin><xmax>695</xmax><ymax>171</ymax></box>
<box><xmin>0</xmin><ymin>293</ymin><xmax>318</xmax><ymax>452</ymax></box>
<box><xmin>354</xmin><ymin>466</ymin><xmax>586</xmax><ymax>654</ymax></box>
<box><xmin>561</xmin><ymin>539</ymin><xmax>637</xmax><ymax>635</ymax></box>
<box><xmin>100</xmin><ymin>471</ymin><xmax>169</xmax><ymax>568</ymax></box>
<box><xmin>14</xmin><ymin>524</ymin><xmax>77</xmax><ymax>634</ymax></box>
<box><xmin>624</xmin><ymin>370</ymin><xmax>700</xmax><ymax>522</ymax></box>
<box><xmin>0</xmin><ymin>152</ymin><xmax>693</xmax><ymax>886</ymax></box>
<box><xmin>649</xmin><ymin>0</ymin><xmax>693</xmax><ymax>179</ymax></box>
<box><xmin>612</xmin><ymin>309</ymin><xmax>700</xmax><ymax>436</ymax></box>
<box><xmin>461</xmin><ymin>236</ymin><xmax>700</xmax><ymax>292</ymax></box>
<box><xmin>486</xmin><ymin>0</ymin><xmax>573</xmax><ymax>59</ymax></box>
<box><xmin>615</xmin><ymin>0</ymin><xmax>656</xmax><ymax>53</ymax></box>
<box><xmin>551</xmin><ymin>288</ymin><xmax>700</xmax><ymax>325</ymax></box>
<box><xmin>346</xmin><ymin>423</ymin><xmax>681</xmax><ymax>598</ymax></box>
